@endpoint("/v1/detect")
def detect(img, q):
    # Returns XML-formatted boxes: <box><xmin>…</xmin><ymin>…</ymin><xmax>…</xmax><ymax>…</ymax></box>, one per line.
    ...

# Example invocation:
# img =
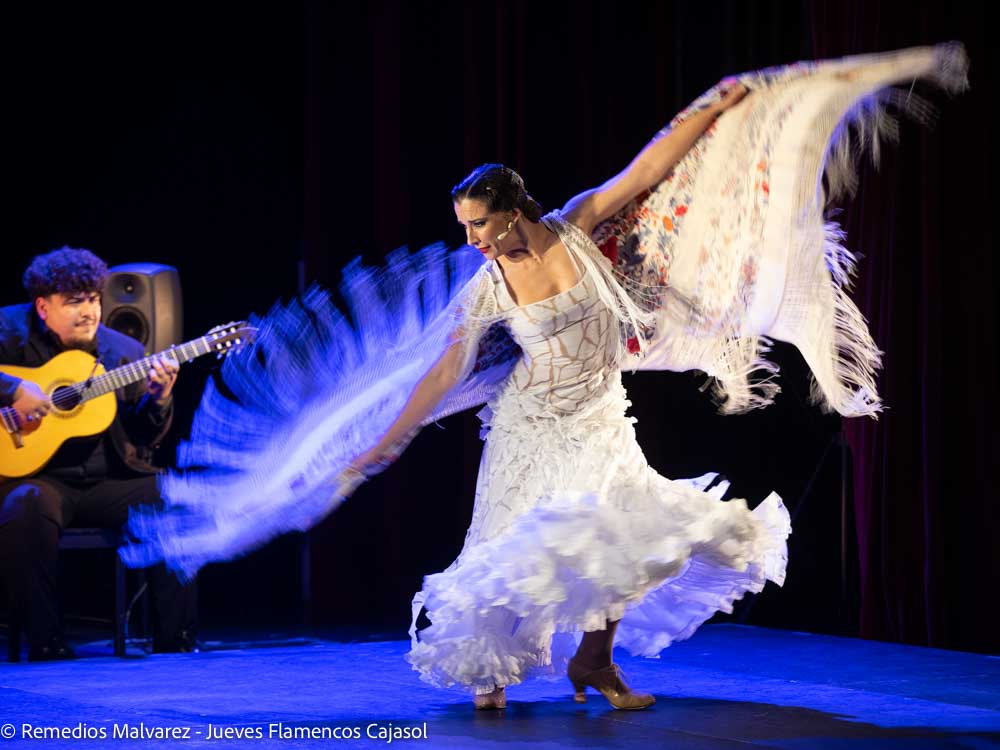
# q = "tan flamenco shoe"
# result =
<box><xmin>567</xmin><ymin>658</ymin><xmax>655</xmax><ymax>710</ymax></box>
<box><xmin>473</xmin><ymin>686</ymin><xmax>507</xmax><ymax>710</ymax></box>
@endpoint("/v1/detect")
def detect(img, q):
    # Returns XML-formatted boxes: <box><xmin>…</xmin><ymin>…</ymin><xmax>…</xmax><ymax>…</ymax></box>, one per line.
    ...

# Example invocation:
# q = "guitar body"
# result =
<box><xmin>0</xmin><ymin>350</ymin><xmax>117</xmax><ymax>478</ymax></box>
<box><xmin>1</xmin><ymin>320</ymin><xmax>253</xmax><ymax>479</ymax></box>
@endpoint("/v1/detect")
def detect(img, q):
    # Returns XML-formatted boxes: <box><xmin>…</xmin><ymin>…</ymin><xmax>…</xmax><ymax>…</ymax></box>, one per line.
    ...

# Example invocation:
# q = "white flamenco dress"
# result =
<box><xmin>406</xmin><ymin>214</ymin><xmax>789</xmax><ymax>694</ymax></box>
<box><xmin>120</xmin><ymin>43</ymin><xmax>966</xmax><ymax>695</ymax></box>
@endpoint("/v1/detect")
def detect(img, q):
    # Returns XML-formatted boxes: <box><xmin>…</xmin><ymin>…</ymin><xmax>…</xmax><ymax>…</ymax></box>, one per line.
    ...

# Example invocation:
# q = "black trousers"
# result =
<box><xmin>0</xmin><ymin>474</ymin><xmax>196</xmax><ymax>647</ymax></box>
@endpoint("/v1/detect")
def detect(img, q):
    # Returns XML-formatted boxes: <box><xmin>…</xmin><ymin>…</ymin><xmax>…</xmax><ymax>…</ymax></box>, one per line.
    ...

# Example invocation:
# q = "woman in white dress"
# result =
<box><xmin>346</xmin><ymin>83</ymin><xmax>790</xmax><ymax>710</ymax></box>
<box><xmin>121</xmin><ymin>43</ymin><xmax>966</xmax><ymax>713</ymax></box>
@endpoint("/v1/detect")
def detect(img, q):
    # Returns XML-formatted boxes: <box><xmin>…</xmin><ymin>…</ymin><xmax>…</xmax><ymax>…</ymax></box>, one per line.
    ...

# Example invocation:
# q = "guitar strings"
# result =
<box><xmin>43</xmin><ymin>331</ymin><xmax>240</xmax><ymax>411</ymax></box>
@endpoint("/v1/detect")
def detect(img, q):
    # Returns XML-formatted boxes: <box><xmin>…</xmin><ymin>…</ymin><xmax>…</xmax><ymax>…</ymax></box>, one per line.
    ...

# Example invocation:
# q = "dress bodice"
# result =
<box><xmin>487</xmin><ymin>251</ymin><xmax>619</xmax><ymax>418</ymax></box>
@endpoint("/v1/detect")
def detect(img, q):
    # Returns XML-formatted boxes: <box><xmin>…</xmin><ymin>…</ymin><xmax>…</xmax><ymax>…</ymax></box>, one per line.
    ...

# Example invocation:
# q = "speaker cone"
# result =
<box><xmin>105</xmin><ymin>306</ymin><xmax>149</xmax><ymax>346</ymax></box>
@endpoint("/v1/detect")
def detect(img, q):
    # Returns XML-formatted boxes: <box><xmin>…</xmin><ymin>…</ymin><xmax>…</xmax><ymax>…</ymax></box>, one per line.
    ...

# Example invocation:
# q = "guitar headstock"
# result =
<box><xmin>205</xmin><ymin>321</ymin><xmax>257</xmax><ymax>359</ymax></box>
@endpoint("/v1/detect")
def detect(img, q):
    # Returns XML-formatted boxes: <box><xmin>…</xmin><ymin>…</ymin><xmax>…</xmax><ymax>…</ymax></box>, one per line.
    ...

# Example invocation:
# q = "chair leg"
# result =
<box><xmin>137</xmin><ymin>570</ymin><xmax>150</xmax><ymax>639</ymax></box>
<box><xmin>7</xmin><ymin>619</ymin><xmax>21</xmax><ymax>663</ymax></box>
<box><xmin>114</xmin><ymin>557</ymin><xmax>126</xmax><ymax>657</ymax></box>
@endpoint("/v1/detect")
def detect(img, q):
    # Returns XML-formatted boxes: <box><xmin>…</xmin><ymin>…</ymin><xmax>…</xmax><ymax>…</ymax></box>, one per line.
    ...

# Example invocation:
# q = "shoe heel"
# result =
<box><xmin>570</xmin><ymin>678</ymin><xmax>587</xmax><ymax>703</ymax></box>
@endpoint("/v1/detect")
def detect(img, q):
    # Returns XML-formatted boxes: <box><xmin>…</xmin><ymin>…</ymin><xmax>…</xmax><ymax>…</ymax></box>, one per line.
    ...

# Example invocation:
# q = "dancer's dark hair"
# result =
<box><xmin>451</xmin><ymin>164</ymin><xmax>543</xmax><ymax>222</ymax></box>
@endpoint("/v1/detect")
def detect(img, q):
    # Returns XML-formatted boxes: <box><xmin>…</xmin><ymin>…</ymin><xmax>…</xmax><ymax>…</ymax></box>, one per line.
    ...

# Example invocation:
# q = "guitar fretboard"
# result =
<box><xmin>63</xmin><ymin>334</ymin><xmax>230</xmax><ymax>407</ymax></box>
<box><xmin>1</xmin><ymin>324</ymin><xmax>250</xmax><ymax>439</ymax></box>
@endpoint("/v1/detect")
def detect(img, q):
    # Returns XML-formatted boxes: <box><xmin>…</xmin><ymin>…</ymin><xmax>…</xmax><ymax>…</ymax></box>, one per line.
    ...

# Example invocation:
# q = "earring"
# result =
<box><xmin>497</xmin><ymin>215</ymin><xmax>521</xmax><ymax>242</ymax></box>
<box><xmin>496</xmin><ymin>220</ymin><xmax>515</xmax><ymax>241</ymax></box>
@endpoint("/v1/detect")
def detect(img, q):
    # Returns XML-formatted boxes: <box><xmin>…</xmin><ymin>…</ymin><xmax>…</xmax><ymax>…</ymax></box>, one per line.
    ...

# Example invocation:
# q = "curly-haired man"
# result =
<box><xmin>0</xmin><ymin>247</ymin><xmax>197</xmax><ymax>660</ymax></box>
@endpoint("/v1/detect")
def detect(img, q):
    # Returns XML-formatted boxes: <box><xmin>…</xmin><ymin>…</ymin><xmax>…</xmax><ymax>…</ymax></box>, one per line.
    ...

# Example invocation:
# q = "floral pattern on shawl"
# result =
<box><xmin>591</xmin><ymin>64</ymin><xmax>818</xmax><ymax>344</ymax></box>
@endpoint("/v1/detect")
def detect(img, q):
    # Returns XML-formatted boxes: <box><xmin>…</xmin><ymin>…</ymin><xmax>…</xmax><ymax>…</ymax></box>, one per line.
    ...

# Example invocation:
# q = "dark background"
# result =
<box><xmin>4</xmin><ymin>1</ymin><xmax>994</xmax><ymax>654</ymax></box>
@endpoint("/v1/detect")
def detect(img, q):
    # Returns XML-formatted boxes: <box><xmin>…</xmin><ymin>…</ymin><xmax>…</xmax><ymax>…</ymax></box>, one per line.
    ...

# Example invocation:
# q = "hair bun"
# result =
<box><xmin>452</xmin><ymin>163</ymin><xmax>544</xmax><ymax>222</ymax></box>
<box><xmin>520</xmin><ymin>194</ymin><xmax>543</xmax><ymax>222</ymax></box>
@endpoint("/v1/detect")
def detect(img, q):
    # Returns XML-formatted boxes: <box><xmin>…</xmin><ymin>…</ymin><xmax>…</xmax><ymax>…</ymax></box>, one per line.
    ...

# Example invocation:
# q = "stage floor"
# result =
<box><xmin>2</xmin><ymin>624</ymin><xmax>997</xmax><ymax>749</ymax></box>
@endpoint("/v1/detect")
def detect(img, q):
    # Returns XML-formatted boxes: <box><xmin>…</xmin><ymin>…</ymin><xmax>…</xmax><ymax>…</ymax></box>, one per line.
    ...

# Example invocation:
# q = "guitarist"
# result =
<box><xmin>0</xmin><ymin>247</ymin><xmax>197</xmax><ymax>660</ymax></box>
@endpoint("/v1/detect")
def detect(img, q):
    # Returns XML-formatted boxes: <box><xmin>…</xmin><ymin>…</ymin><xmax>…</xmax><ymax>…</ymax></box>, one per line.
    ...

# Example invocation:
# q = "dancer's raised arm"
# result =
<box><xmin>563</xmin><ymin>83</ymin><xmax>749</xmax><ymax>236</ymax></box>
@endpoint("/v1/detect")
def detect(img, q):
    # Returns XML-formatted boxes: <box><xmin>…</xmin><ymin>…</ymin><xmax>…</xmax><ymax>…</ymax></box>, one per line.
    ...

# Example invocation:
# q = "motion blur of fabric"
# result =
<box><xmin>120</xmin><ymin>43</ymin><xmax>967</xmax><ymax>581</ymax></box>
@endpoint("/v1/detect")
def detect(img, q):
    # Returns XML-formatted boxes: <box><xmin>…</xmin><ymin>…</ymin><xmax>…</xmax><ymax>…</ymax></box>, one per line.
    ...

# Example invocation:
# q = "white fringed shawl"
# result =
<box><xmin>591</xmin><ymin>43</ymin><xmax>969</xmax><ymax>416</ymax></box>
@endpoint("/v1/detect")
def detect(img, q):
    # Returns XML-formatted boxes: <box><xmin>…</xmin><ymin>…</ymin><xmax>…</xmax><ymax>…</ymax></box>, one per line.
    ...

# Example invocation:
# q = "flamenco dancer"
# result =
<box><xmin>123</xmin><ymin>44</ymin><xmax>968</xmax><ymax>710</ymax></box>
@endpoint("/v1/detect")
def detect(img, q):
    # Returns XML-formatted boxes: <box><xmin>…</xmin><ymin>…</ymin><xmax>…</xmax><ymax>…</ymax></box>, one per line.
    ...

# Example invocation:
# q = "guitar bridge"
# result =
<box><xmin>1</xmin><ymin>408</ymin><xmax>24</xmax><ymax>449</ymax></box>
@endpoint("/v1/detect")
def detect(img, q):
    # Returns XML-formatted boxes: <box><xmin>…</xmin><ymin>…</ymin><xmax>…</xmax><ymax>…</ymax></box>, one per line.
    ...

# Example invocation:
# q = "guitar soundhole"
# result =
<box><xmin>51</xmin><ymin>385</ymin><xmax>82</xmax><ymax>412</ymax></box>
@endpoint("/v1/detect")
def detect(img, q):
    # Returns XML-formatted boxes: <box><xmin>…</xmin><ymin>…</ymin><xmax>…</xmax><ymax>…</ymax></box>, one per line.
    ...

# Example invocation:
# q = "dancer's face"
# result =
<box><xmin>454</xmin><ymin>198</ymin><xmax>517</xmax><ymax>262</ymax></box>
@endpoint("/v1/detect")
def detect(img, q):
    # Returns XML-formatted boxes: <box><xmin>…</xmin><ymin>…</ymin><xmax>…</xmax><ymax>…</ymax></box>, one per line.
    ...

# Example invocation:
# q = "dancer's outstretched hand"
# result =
<box><xmin>349</xmin><ymin>428</ymin><xmax>417</xmax><ymax>478</ymax></box>
<box><xmin>349</xmin><ymin>445</ymin><xmax>397</xmax><ymax>478</ymax></box>
<box><xmin>715</xmin><ymin>79</ymin><xmax>750</xmax><ymax>112</ymax></box>
<box><xmin>331</xmin><ymin>466</ymin><xmax>368</xmax><ymax>502</ymax></box>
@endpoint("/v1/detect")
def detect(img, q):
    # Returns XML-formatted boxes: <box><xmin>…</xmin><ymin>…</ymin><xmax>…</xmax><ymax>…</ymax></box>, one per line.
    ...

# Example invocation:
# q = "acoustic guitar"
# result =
<box><xmin>0</xmin><ymin>322</ymin><xmax>254</xmax><ymax>478</ymax></box>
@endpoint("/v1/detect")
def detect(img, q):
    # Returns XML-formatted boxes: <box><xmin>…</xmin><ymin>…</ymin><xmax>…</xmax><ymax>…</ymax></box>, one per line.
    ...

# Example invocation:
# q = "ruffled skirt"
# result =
<box><xmin>406</xmin><ymin>374</ymin><xmax>790</xmax><ymax>694</ymax></box>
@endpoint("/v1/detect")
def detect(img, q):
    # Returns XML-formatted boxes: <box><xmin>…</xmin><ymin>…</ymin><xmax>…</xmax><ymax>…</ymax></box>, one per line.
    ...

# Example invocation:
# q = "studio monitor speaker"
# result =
<box><xmin>102</xmin><ymin>263</ymin><xmax>182</xmax><ymax>354</ymax></box>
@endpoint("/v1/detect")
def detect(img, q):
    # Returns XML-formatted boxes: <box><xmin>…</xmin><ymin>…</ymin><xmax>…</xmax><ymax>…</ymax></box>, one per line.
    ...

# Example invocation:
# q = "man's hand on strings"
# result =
<box><xmin>147</xmin><ymin>354</ymin><xmax>179</xmax><ymax>405</ymax></box>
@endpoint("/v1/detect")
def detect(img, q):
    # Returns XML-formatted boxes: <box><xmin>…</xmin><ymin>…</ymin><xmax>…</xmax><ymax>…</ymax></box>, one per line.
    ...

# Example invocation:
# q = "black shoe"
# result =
<box><xmin>153</xmin><ymin>629</ymin><xmax>201</xmax><ymax>654</ymax></box>
<box><xmin>27</xmin><ymin>637</ymin><xmax>77</xmax><ymax>662</ymax></box>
